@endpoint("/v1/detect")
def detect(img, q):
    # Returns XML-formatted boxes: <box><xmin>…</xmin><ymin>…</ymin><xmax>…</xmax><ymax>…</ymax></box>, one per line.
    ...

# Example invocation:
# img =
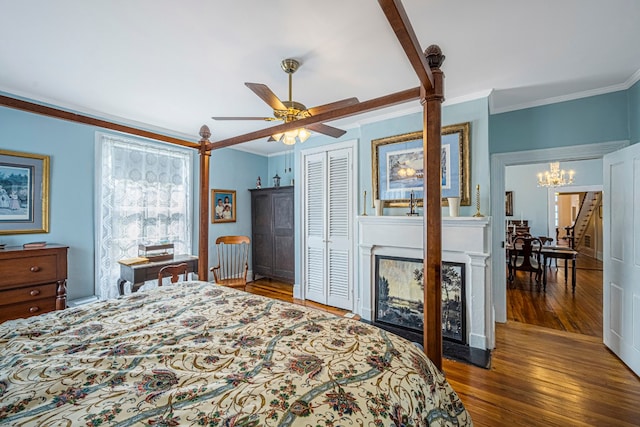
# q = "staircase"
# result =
<box><xmin>573</xmin><ymin>191</ymin><xmax>601</xmax><ymax>249</ymax></box>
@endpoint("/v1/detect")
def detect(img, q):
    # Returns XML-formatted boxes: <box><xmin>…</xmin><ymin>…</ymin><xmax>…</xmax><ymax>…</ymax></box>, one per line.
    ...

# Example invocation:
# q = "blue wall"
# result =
<box><xmin>490</xmin><ymin>91</ymin><xmax>629</xmax><ymax>154</ymax></box>
<box><xmin>269</xmin><ymin>97</ymin><xmax>491</xmax><ymax>288</ymax></box>
<box><xmin>629</xmin><ymin>80</ymin><xmax>640</xmax><ymax>145</ymax></box>
<box><xmin>0</xmin><ymin>103</ymin><xmax>267</xmax><ymax>300</ymax></box>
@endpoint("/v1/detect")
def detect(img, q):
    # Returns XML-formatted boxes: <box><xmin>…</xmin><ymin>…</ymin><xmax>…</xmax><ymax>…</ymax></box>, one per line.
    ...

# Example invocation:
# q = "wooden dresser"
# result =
<box><xmin>0</xmin><ymin>244</ymin><xmax>68</xmax><ymax>323</ymax></box>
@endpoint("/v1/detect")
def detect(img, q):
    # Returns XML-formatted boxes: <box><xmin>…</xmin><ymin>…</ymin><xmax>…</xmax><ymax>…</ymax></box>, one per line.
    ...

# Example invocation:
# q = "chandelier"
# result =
<box><xmin>271</xmin><ymin>128</ymin><xmax>311</xmax><ymax>145</ymax></box>
<box><xmin>537</xmin><ymin>162</ymin><xmax>574</xmax><ymax>187</ymax></box>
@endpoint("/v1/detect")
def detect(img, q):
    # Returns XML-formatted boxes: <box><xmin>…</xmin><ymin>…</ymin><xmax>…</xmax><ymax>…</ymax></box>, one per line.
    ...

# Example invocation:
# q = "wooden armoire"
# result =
<box><xmin>249</xmin><ymin>186</ymin><xmax>294</xmax><ymax>283</ymax></box>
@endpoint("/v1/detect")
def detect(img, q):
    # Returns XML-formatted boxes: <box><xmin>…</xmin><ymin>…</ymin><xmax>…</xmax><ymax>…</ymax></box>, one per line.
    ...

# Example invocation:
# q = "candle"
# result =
<box><xmin>520</xmin><ymin>212</ymin><xmax>523</xmax><ymax>224</ymax></box>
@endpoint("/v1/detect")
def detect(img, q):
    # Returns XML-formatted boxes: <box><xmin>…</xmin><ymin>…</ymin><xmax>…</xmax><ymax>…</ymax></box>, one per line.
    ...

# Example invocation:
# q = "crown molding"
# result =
<box><xmin>490</xmin><ymin>68</ymin><xmax>640</xmax><ymax>115</ymax></box>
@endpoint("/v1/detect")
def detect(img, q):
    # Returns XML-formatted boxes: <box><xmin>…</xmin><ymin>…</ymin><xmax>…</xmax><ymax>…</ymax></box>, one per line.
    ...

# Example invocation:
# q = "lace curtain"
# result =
<box><xmin>96</xmin><ymin>133</ymin><xmax>193</xmax><ymax>299</ymax></box>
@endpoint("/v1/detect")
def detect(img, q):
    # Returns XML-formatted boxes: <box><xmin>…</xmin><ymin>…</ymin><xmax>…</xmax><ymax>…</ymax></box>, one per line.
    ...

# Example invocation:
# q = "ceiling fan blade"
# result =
<box><xmin>307</xmin><ymin>97</ymin><xmax>359</xmax><ymax>116</ymax></box>
<box><xmin>306</xmin><ymin>123</ymin><xmax>347</xmax><ymax>138</ymax></box>
<box><xmin>245</xmin><ymin>83</ymin><xmax>287</xmax><ymax>111</ymax></box>
<box><xmin>211</xmin><ymin>116</ymin><xmax>276</xmax><ymax>121</ymax></box>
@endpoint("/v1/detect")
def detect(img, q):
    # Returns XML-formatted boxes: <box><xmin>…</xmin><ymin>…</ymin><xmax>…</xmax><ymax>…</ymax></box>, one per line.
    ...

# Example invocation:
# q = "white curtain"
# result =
<box><xmin>95</xmin><ymin>133</ymin><xmax>193</xmax><ymax>299</ymax></box>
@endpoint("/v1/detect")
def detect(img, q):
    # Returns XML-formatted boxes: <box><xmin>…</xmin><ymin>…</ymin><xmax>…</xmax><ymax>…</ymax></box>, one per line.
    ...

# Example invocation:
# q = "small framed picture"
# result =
<box><xmin>505</xmin><ymin>191</ymin><xmax>514</xmax><ymax>217</ymax></box>
<box><xmin>211</xmin><ymin>189</ymin><xmax>236</xmax><ymax>223</ymax></box>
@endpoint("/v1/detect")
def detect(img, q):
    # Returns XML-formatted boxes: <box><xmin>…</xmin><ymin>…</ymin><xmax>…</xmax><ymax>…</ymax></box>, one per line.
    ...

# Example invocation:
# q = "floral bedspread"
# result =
<box><xmin>0</xmin><ymin>281</ymin><xmax>472</xmax><ymax>426</ymax></box>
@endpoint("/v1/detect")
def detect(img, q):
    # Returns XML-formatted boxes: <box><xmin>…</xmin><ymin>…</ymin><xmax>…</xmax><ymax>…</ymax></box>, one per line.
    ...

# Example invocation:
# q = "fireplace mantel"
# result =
<box><xmin>357</xmin><ymin>215</ymin><xmax>493</xmax><ymax>350</ymax></box>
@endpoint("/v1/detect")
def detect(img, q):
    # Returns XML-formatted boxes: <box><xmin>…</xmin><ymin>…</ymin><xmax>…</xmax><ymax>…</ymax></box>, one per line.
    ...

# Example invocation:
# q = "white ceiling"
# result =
<box><xmin>1</xmin><ymin>0</ymin><xmax>639</xmax><ymax>156</ymax></box>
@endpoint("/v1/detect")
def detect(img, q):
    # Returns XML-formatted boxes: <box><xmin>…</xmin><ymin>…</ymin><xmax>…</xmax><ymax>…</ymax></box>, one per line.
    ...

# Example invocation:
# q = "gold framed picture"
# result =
<box><xmin>371</xmin><ymin>122</ymin><xmax>471</xmax><ymax>207</ymax></box>
<box><xmin>0</xmin><ymin>149</ymin><xmax>49</xmax><ymax>234</ymax></box>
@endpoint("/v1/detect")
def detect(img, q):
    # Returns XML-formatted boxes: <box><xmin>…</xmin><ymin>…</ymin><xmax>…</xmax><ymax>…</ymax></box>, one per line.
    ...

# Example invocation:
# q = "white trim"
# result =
<box><xmin>490</xmin><ymin>140</ymin><xmax>628</xmax><ymax>323</ymax></box>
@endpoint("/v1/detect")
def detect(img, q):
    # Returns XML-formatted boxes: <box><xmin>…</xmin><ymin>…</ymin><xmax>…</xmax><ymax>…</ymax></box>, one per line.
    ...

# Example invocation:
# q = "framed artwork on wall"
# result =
<box><xmin>0</xmin><ymin>149</ymin><xmax>49</xmax><ymax>235</ymax></box>
<box><xmin>371</xmin><ymin>122</ymin><xmax>471</xmax><ymax>207</ymax></box>
<box><xmin>505</xmin><ymin>191</ymin><xmax>514</xmax><ymax>216</ymax></box>
<box><xmin>211</xmin><ymin>189</ymin><xmax>236</xmax><ymax>223</ymax></box>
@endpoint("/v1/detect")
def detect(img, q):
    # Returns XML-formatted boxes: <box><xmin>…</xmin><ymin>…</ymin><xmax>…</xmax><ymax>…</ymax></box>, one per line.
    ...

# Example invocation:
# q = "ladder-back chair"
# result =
<box><xmin>157</xmin><ymin>263</ymin><xmax>189</xmax><ymax>286</ymax></box>
<box><xmin>211</xmin><ymin>235</ymin><xmax>250</xmax><ymax>290</ymax></box>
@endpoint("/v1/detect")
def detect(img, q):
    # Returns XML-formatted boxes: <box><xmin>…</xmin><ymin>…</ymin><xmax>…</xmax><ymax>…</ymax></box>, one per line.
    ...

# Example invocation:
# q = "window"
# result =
<box><xmin>95</xmin><ymin>133</ymin><xmax>193</xmax><ymax>299</ymax></box>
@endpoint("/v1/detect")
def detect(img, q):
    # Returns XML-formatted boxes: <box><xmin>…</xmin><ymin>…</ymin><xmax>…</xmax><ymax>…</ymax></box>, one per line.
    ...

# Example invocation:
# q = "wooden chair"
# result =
<box><xmin>157</xmin><ymin>263</ymin><xmax>189</xmax><ymax>286</ymax></box>
<box><xmin>507</xmin><ymin>236</ymin><xmax>543</xmax><ymax>283</ymax></box>
<box><xmin>210</xmin><ymin>235</ymin><xmax>250</xmax><ymax>290</ymax></box>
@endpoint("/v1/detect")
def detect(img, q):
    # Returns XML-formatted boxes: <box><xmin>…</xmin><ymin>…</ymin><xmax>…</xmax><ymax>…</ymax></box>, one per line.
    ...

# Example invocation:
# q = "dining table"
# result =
<box><xmin>540</xmin><ymin>246</ymin><xmax>578</xmax><ymax>292</ymax></box>
<box><xmin>506</xmin><ymin>242</ymin><xmax>578</xmax><ymax>292</ymax></box>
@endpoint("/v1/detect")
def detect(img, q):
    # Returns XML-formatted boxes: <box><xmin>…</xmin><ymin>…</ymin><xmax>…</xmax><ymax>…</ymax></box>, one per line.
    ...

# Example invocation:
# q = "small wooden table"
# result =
<box><xmin>541</xmin><ymin>247</ymin><xmax>578</xmax><ymax>292</ymax></box>
<box><xmin>118</xmin><ymin>254</ymin><xmax>198</xmax><ymax>296</ymax></box>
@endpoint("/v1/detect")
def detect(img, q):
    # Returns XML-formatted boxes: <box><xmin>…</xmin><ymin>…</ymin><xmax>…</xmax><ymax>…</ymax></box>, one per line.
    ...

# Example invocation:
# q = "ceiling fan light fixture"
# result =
<box><xmin>298</xmin><ymin>128</ymin><xmax>311</xmax><ymax>142</ymax></box>
<box><xmin>282</xmin><ymin>134</ymin><xmax>297</xmax><ymax>145</ymax></box>
<box><xmin>271</xmin><ymin>132</ymin><xmax>284</xmax><ymax>142</ymax></box>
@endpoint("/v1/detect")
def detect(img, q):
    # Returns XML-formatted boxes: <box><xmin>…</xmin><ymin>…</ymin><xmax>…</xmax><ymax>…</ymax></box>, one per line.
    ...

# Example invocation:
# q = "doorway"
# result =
<box><xmin>504</xmin><ymin>162</ymin><xmax>605</xmax><ymax>336</ymax></box>
<box><xmin>490</xmin><ymin>140</ymin><xmax>627</xmax><ymax>325</ymax></box>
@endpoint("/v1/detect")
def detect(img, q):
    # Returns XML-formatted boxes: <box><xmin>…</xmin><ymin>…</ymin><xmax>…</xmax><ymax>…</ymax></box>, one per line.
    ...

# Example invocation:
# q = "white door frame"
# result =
<box><xmin>490</xmin><ymin>140</ymin><xmax>628</xmax><ymax>323</ymax></box>
<box><xmin>296</xmin><ymin>139</ymin><xmax>358</xmax><ymax>304</ymax></box>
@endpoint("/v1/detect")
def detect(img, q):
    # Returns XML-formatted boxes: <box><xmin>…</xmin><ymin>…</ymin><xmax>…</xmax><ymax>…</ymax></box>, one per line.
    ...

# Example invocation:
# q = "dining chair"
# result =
<box><xmin>157</xmin><ymin>263</ymin><xmax>189</xmax><ymax>286</ymax></box>
<box><xmin>507</xmin><ymin>236</ymin><xmax>543</xmax><ymax>283</ymax></box>
<box><xmin>210</xmin><ymin>235</ymin><xmax>250</xmax><ymax>290</ymax></box>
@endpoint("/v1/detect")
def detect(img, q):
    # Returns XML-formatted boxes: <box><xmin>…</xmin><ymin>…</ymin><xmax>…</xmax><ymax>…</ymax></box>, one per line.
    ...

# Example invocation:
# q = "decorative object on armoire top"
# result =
<box><xmin>273</xmin><ymin>173</ymin><xmax>281</xmax><ymax>188</ymax></box>
<box><xmin>472</xmin><ymin>184</ymin><xmax>484</xmax><ymax>218</ymax></box>
<box><xmin>537</xmin><ymin>162</ymin><xmax>575</xmax><ymax>187</ymax></box>
<box><xmin>256</xmin><ymin>176</ymin><xmax>261</xmax><ymax>189</ymax></box>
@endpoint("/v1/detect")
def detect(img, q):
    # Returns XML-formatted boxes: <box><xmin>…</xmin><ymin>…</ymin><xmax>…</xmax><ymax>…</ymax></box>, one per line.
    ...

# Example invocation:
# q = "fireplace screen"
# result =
<box><xmin>375</xmin><ymin>256</ymin><xmax>424</xmax><ymax>334</ymax></box>
<box><xmin>442</xmin><ymin>261</ymin><xmax>465</xmax><ymax>343</ymax></box>
<box><xmin>374</xmin><ymin>256</ymin><xmax>466</xmax><ymax>344</ymax></box>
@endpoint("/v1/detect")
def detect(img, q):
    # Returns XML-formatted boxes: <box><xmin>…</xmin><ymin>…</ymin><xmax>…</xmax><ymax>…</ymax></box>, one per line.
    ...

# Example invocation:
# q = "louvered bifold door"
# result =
<box><xmin>326</xmin><ymin>148</ymin><xmax>353</xmax><ymax>310</ymax></box>
<box><xmin>304</xmin><ymin>152</ymin><xmax>327</xmax><ymax>304</ymax></box>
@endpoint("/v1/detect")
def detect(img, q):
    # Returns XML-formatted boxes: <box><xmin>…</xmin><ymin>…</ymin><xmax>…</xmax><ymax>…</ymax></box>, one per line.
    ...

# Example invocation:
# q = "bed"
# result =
<box><xmin>0</xmin><ymin>281</ymin><xmax>471</xmax><ymax>426</ymax></box>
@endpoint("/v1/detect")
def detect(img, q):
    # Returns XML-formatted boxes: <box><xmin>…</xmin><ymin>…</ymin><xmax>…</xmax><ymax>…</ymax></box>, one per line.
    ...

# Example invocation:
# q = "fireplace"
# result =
<box><xmin>374</xmin><ymin>255</ymin><xmax>466</xmax><ymax>344</ymax></box>
<box><xmin>357</xmin><ymin>216</ymin><xmax>493</xmax><ymax>350</ymax></box>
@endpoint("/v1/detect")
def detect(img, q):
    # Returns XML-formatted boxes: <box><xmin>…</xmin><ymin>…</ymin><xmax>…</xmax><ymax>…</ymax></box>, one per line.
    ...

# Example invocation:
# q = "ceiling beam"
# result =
<box><xmin>378</xmin><ymin>0</ymin><xmax>434</xmax><ymax>90</ymax></box>
<box><xmin>207</xmin><ymin>86</ymin><xmax>421</xmax><ymax>150</ymax></box>
<box><xmin>0</xmin><ymin>95</ymin><xmax>200</xmax><ymax>150</ymax></box>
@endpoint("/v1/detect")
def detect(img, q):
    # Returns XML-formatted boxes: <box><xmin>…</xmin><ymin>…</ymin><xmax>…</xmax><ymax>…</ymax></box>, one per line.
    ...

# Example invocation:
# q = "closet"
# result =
<box><xmin>302</xmin><ymin>141</ymin><xmax>355</xmax><ymax>310</ymax></box>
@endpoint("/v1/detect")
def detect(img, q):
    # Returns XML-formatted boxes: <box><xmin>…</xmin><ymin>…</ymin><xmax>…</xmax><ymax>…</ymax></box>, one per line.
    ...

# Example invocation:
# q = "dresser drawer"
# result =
<box><xmin>0</xmin><ymin>283</ymin><xmax>57</xmax><ymax>306</ymax></box>
<box><xmin>0</xmin><ymin>297</ymin><xmax>57</xmax><ymax>323</ymax></box>
<box><xmin>0</xmin><ymin>254</ymin><xmax>59</xmax><ymax>289</ymax></box>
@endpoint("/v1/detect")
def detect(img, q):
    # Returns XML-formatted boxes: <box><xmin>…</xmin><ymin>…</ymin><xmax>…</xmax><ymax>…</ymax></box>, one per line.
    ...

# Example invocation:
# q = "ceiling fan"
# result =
<box><xmin>212</xmin><ymin>58</ymin><xmax>359</xmax><ymax>144</ymax></box>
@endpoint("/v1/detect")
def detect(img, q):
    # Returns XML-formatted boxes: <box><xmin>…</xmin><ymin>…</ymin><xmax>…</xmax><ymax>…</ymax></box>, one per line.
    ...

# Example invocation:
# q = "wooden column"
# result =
<box><xmin>421</xmin><ymin>45</ymin><xmax>446</xmax><ymax>369</ymax></box>
<box><xmin>198</xmin><ymin>125</ymin><xmax>212</xmax><ymax>281</ymax></box>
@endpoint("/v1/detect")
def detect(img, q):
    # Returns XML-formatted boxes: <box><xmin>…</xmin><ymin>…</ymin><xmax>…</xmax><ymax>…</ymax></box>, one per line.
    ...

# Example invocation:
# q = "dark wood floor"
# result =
<box><xmin>248</xmin><ymin>264</ymin><xmax>640</xmax><ymax>426</ymax></box>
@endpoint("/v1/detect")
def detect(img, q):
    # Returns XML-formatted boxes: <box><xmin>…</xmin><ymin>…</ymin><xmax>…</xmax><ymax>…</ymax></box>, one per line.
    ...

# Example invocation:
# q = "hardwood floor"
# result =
<box><xmin>247</xmin><ymin>274</ymin><xmax>640</xmax><ymax>426</ymax></box>
<box><xmin>507</xmin><ymin>253</ymin><xmax>603</xmax><ymax>337</ymax></box>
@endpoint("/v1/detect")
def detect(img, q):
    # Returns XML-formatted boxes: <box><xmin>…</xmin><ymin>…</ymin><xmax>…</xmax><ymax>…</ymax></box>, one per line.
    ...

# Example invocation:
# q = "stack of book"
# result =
<box><xmin>23</xmin><ymin>241</ymin><xmax>47</xmax><ymax>249</ymax></box>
